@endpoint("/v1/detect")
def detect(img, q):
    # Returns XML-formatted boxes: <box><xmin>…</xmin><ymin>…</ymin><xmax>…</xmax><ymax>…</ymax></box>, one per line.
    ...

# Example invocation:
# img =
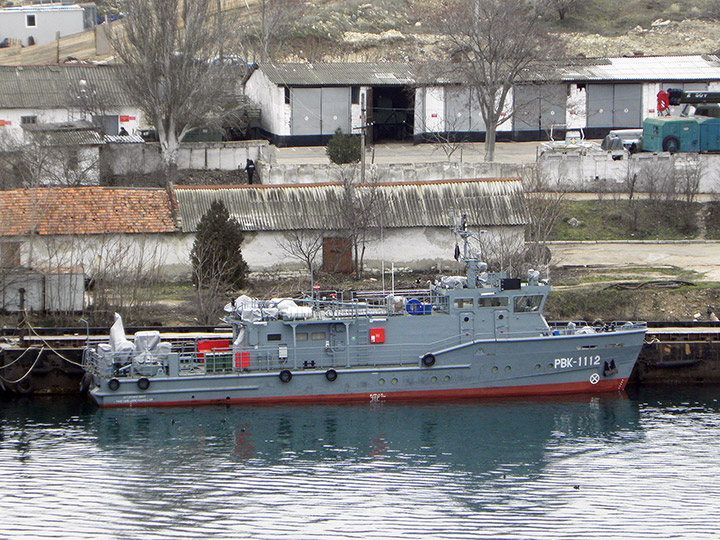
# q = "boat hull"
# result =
<box><xmin>88</xmin><ymin>329</ymin><xmax>645</xmax><ymax>408</ymax></box>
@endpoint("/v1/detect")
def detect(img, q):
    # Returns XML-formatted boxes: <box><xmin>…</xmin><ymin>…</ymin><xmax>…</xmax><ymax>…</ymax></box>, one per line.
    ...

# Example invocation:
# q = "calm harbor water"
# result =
<box><xmin>1</xmin><ymin>387</ymin><xmax>719</xmax><ymax>540</ymax></box>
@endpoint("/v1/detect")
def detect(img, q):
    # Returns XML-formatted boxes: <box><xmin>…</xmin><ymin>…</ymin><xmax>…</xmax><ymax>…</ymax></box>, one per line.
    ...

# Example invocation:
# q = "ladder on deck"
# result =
<box><xmin>355</xmin><ymin>316</ymin><xmax>370</xmax><ymax>364</ymax></box>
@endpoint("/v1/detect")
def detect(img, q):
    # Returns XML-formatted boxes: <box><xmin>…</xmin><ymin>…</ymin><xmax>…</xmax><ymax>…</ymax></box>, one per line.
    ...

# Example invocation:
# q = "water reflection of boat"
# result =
<box><xmin>86</xmin><ymin>395</ymin><xmax>642</xmax><ymax>472</ymax></box>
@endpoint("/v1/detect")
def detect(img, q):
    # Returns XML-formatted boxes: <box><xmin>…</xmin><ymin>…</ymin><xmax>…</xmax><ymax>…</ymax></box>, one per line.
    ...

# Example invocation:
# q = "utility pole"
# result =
<box><xmin>217</xmin><ymin>0</ymin><xmax>223</xmax><ymax>63</ymax></box>
<box><xmin>360</xmin><ymin>92</ymin><xmax>366</xmax><ymax>183</ymax></box>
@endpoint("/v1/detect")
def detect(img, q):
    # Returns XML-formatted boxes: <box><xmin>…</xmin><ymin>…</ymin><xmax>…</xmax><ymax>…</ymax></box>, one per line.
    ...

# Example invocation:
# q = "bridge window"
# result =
<box><xmin>267</xmin><ymin>333</ymin><xmax>282</xmax><ymax>342</ymax></box>
<box><xmin>454</xmin><ymin>298</ymin><xmax>474</xmax><ymax>309</ymax></box>
<box><xmin>477</xmin><ymin>297</ymin><xmax>508</xmax><ymax>307</ymax></box>
<box><xmin>513</xmin><ymin>295</ymin><xmax>543</xmax><ymax>313</ymax></box>
<box><xmin>296</xmin><ymin>332</ymin><xmax>308</xmax><ymax>341</ymax></box>
<box><xmin>311</xmin><ymin>331</ymin><xmax>326</xmax><ymax>341</ymax></box>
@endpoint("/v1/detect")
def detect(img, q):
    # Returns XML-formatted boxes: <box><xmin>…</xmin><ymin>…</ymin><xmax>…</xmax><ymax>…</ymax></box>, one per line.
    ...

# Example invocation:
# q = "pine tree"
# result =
<box><xmin>190</xmin><ymin>200</ymin><xmax>248</xmax><ymax>290</ymax></box>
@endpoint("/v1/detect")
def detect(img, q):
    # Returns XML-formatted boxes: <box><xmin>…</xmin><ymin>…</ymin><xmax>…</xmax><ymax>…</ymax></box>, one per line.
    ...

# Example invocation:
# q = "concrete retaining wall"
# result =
<box><xmin>260</xmin><ymin>160</ymin><xmax>535</xmax><ymax>184</ymax></box>
<box><xmin>103</xmin><ymin>140</ymin><xmax>273</xmax><ymax>176</ymax></box>
<box><xmin>539</xmin><ymin>150</ymin><xmax>720</xmax><ymax>193</ymax></box>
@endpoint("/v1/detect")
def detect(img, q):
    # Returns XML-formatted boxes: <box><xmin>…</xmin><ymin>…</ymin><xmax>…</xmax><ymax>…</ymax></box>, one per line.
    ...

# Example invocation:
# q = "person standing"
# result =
<box><xmin>244</xmin><ymin>159</ymin><xmax>255</xmax><ymax>184</ymax></box>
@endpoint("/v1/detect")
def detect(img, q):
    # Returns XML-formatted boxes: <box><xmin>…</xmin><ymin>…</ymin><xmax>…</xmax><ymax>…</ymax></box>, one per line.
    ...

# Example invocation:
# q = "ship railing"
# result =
<box><xmin>352</xmin><ymin>288</ymin><xmax>439</xmax><ymax>316</ymax></box>
<box><xmin>294</xmin><ymin>295</ymin><xmax>391</xmax><ymax>319</ymax></box>
<box><xmin>83</xmin><ymin>329</ymin><xmax>488</xmax><ymax>379</ymax></box>
<box><xmin>549</xmin><ymin>320</ymin><xmax>648</xmax><ymax>335</ymax></box>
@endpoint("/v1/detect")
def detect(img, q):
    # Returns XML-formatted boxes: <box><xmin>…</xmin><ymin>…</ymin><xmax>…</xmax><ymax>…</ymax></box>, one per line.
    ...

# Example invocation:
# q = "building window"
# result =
<box><xmin>351</xmin><ymin>86</ymin><xmax>360</xmax><ymax>105</ymax></box>
<box><xmin>311</xmin><ymin>332</ymin><xmax>326</xmax><ymax>341</ymax></box>
<box><xmin>66</xmin><ymin>151</ymin><xmax>79</xmax><ymax>172</ymax></box>
<box><xmin>26</xmin><ymin>14</ymin><xmax>36</xmax><ymax>27</ymax></box>
<box><xmin>0</xmin><ymin>242</ymin><xmax>22</xmax><ymax>267</ymax></box>
<box><xmin>267</xmin><ymin>333</ymin><xmax>282</xmax><ymax>342</ymax></box>
<box><xmin>284</xmin><ymin>86</ymin><xmax>291</xmax><ymax>104</ymax></box>
<box><xmin>21</xmin><ymin>116</ymin><xmax>37</xmax><ymax>125</ymax></box>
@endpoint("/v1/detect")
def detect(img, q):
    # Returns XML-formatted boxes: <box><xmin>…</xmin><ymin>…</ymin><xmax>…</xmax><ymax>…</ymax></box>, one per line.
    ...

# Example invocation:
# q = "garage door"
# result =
<box><xmin>513</xmin><ymin>84</ymin><xmax>566</xmax><ymax>133</ymax></box>
<box><xmin>291</xmin><ymin>88</ymin><xmax>321</xmax><ymax>136</ymax></box>
<box><xmin>445</xmin><ymin>87</ymin><xmax>471</xmax><ymax>132</ymax></box>
<box><xmin>321</xmin><ymin>87</ymin><xmax>350</xmax><ymax>135</ymax></box>
<box><xmin>443</xmin><ymin>87</ymin><xmax>486</xmax><ymax>133</ymax></box>
<box><xmin>587</xmin><ymin>84</ymin><xmax>642</xmax><ymax>128</ymax></box>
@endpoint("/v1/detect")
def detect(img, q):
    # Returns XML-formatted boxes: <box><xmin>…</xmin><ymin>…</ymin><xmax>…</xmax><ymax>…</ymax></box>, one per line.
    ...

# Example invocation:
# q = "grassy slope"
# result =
<box><xmin>551</xmin><ymin>0</ymin><xmax>714</xmax><ymax>35</ymax></box>
<box><xmin>549</xmin><ymin>200</ymin><xmax>702</xmax><ymax>241</ymax></box>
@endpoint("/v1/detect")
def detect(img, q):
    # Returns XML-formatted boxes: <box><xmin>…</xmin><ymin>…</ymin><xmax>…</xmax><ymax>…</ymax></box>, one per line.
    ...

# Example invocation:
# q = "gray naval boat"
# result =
<box><xmin>83</xmin><ymin>247</ymin><xmax>647</xmax><ymax>408</ymax></box>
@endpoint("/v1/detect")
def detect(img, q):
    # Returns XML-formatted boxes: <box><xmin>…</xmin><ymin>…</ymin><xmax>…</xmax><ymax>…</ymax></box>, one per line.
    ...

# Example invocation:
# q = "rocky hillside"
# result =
<box><xmin>4</xmin><ymin>0</ymin><xmax>720</xmax><ymax>66</ymax></box>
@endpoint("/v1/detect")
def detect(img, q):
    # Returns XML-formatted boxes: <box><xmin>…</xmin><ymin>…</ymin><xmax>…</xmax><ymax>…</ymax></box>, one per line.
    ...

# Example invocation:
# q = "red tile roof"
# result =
<box><xmin>0</xmin><ymin>187</ymin><xmax>177</xmax><ymax>236</ymax></box>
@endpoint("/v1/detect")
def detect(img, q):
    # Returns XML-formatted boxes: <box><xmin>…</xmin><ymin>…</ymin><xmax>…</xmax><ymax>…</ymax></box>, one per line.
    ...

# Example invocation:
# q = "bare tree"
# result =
<box><xmin>190</xmin><ymin>243</ymin><xmax>238</xmax><ymax>325</ymax></box>
<box><xmin>333</xmin><ymin>166</ymin><xmax>386</xmax><ymax>279</ymax></box>
<box><xmin>523</xmin><ymin>170</ymin><xmax>567</xmax><ymax>270</ymax></box>
<box><xmin>278</xmin><ymin>230</ymin><xmax>324</xmax><ymax>275</ymax></box>
<box><xmin>242</xmin><ymin>0</ymin><xmax>307</xmax><ymax>62</ymax></box>
<box><xmin>415</xmin><ymin>100</ymin><xmax>471</xmax><ymax>160</ymax></box>
<box><xmin>675</xmin><ymin>155</ymin><xmax>703</xmax><ymax>204</ymax></box>
<box><xmin>472</xmin><ymin>227</ymin><xmax>526</xmax><ymax>277</ymax></box>
<box><xmin>541</xmin><ymin>0</ymin><xmax>581</xmax><ymax>21</ymax></box>
<box><xmin>0</xmin><ymin>128</ymin><xmax>100</xmax><ymax>187</ymax></box>
<box><xmin>66</xmin><ymin>77</ymin><xmax>117</xmax><ymax>135</ymax></box>
<box><xmin>640</xmin><ymin>159</ymin><xmax>676</xmax><ymax>205</ymax></box>
<box><xmin>110</xmin><ymin>0</ymin><xmax>233</xmax><ymax>183</ymax></box>
<box><xmin>433</xmin><ymin>0</ymin><xmax>562</xmax><ymax>162</ymax></box>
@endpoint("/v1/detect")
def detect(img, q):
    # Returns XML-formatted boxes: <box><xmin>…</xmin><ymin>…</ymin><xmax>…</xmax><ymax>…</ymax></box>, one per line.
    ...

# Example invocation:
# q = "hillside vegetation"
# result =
<box><xmin>267</xmin><ymin>0</ymin><xmax>720</xmax><ymax>61</ymax></box>
<box><xmin>3</xmin><ymin>0</ymin><xmax>720</xmax><ymax>65</ymax></box>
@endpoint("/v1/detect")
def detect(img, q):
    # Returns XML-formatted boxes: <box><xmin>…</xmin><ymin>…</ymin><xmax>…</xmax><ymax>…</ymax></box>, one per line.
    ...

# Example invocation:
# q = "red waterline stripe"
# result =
<box><xmin>97</xmin><ymin>378</ymin><xmax>629</xmax><ymax>408</ymax></box>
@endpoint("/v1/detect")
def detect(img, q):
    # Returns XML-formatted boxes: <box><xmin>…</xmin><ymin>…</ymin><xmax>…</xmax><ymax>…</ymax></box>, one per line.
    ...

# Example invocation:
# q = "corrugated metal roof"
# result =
<box><xmin>24</xmin><ymin>121</ymin><xmax>104</xmax><ymax>146</ymax></box>
<box><xmin>561</xmin><ymin>54</ymin><xmax>720</xmax><ymax>82</ymax></box>
<box><xmin>104</xmin><ymin>134</ymin><xmax>146</xmax><ymax>144</ymax></box>
<box><xmin>173</xmin><ymin>179</ymin><xmax>527</xmax><ymax>233</ymax></box>
<box><xmin>257</xmin><ymin>56</ymin><xmax>720</xmax><ymax>87</ymax></box>
<box><xmin>256</xmin><ymin>62</ymin><xmax>423</xmax><ymax>86</ymax></box>
<box><xmin>0</xmin><ymin>64</ymin><xmax>133</xmax><ymax>109</ymax></box>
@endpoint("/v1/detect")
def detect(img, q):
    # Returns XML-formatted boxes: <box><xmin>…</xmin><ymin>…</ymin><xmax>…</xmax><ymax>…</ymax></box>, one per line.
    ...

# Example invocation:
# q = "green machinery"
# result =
<box><xmin>641</xmin><ymin>89</ymin><xmax>720</xmax><ymax>153</ymax></box>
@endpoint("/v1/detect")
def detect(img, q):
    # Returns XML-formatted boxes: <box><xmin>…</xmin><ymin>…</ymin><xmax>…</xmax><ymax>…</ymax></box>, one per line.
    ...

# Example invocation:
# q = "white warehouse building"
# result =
<box><xmin>243</xmin><ymin>55</ymin><xmax>720</xmax><ymax>146</ymax></box>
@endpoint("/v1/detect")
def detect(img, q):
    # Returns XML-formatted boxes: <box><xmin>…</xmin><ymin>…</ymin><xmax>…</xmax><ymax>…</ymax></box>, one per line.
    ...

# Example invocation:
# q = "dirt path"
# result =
<box><xmin>550</xmin><ymin>241</ymin><xmax>720</xmax><ymax>280</ymax></box>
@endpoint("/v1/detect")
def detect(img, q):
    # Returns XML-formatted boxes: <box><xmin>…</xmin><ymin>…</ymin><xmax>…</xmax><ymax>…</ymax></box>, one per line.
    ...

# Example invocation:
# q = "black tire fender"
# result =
<box><xmin>325</xmin><ymin>369</ymin><xmax>338</xmax><ymax>382</ymax></box>
<box><xmin>137</xmin><ymin>377</ymin><xmax>150</xmax><ymax>391</ymax></box>
<box><xmin>108</xmin><ymin>378</ymin><xmax>120</xmax><ymax>391</ymax></box>
<box><xmin>422</xmin><ymin>353</ymin><xmax>436</xmax><ymax>367</ymax></box>
<box><xmin>16</xmin><ymin>378</ymin><xmax>33</xmax><ymax>395</ymax></box>
<box><xmin>279</xmin><ymin>369</ymin><xmax>292</xmax><ymax>383</ymax></box>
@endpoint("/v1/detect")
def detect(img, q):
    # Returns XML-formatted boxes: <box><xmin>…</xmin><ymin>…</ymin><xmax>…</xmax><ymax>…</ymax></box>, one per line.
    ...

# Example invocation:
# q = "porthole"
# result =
<box><xmin>492</xmin><ymin>366</ymin><xmax>499</xmax><ymax>373</ymax></box>
<box><xmin>391</xmin><ymin>378</ymin><xmax>398</xmax><ymax>385</ymax></box>
<box><xmin>547</xmin><ymin>363</ymin><xmax>553</xmax><ymax>370</ymax></box>
<box><xmin>444</xmin><ymin>376</ymin><xmax>450</xmax><ymax>382</ymax></box>
<box><xmin>431</xmin><ymin>376</ymin><xmax>438</xmax><ymax>383</ymax></box>
<box><xmin>378</xmin><ymin>378</ymin><xmax>385</xmax><ymax>385</ymax></box>
<box><xmin>535</xmin><ymin>364</ymin><xmax>542</xmax><ymax>370</ymax></box>
<box><xmin>505</xmin><ymin>366</ymin><xmax>511</xmax><ymax>372</ymax></box>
